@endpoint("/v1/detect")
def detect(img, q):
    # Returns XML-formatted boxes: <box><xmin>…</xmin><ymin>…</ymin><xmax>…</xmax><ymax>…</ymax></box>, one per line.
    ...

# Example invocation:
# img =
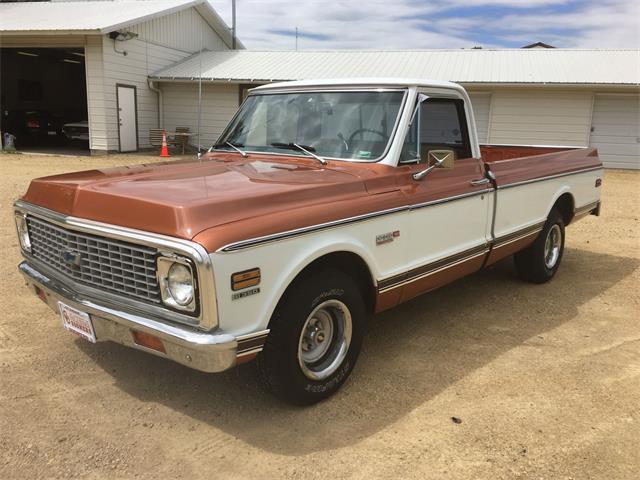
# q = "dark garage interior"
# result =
<box><xmin>0</xmin><ymin>47</ymin><xmax>89</xmax><ymax>154</ymax></box>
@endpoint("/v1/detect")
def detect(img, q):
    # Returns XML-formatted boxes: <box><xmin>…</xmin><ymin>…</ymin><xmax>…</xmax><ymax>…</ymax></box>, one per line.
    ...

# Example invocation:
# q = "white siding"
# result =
<box><xmin>161</xmin><ymin>83</ymin><xmax>238</xmax><ymax>147</ymax></box>
<box><xmin>488</xmin><ymin>89</ymin><xmax>593</xmax><ymax>146</ymax></box>
<box><xmin>590</xmin><ymin>94</ymin><xmax>640</xmax><ymax>170</ymax></box>
<box><xmin>84</xmin><ymin>36</ymin><xmax>108</xmax><ymax>151</ymax></box>
<box><xmin>129</xmin><ymin>8</ymin><xmax>228</xmax><ymax>52</ymax></box>
<box><xmin>468</xmin><ymin>92</ymin><xmax>491</xmax><ymax>143</ymax></box>
<box><xmin>100</xmin><ymin>36</ymin><xmax>192</xmax><ymax>150</ymax></box>
<box><xmin>96</xmin><ymin>6</ymin><xmax>230</xmax><ymax>151</ymax></box>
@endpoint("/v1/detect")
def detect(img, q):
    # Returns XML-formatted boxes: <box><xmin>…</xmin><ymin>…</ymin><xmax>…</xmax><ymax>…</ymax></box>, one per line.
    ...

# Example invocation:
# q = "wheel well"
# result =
<box><xmin>280</xmin><ymin>251</ymin><xmax>376</xmax><ymax>315</ymax></box>
<box><xmin>553</xmin><ymin>193</ymin><xmax>575</xmax><ymax>225</ymax></box>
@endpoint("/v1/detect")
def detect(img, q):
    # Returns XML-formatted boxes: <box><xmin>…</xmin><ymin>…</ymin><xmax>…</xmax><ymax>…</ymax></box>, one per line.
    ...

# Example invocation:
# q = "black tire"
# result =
<box><xmin>514</xmin><ymin>208</ymin><xmax>565</xmax><ymax>284</ymax></box>
<box><xmin>256</xmin><ymin>268</ymin><xmax>366</xmax><ymax>405</ymax></box>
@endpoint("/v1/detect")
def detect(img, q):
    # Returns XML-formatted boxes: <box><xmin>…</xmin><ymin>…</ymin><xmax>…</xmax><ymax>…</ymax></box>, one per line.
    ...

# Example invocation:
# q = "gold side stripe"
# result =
<box><xmin>378</xmin><ymin>249</ymin><xmax>488</xmax><ymax>293</ymax></box>
<box><xmin>574</xmin><ymin>201</ymin><xmax>600</xmax><ymax>215</ymax></box>
<box><xmin>492</xmin><ymin>228</ymin><xmax>542</xmax><ymax>249</ymax></box>
<box><xmin>377</xmin><ymin>222</ymin><xmax>545</xmax><ymax>293</ymax></box>
<box><xmin>236</xmin><ymin>330</ymin><xmax>270</xmax><ymax>355</ymax></box>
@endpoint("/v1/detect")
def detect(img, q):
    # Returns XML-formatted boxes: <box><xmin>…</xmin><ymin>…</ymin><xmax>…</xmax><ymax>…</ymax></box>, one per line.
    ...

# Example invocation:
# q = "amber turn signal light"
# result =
<box><xmin>231</xmin><ymin>268</ymin><xmax>261</xmax><ymax>291</ymax></box>
<box><xmin>131</xmin><ymin>330</ymin><xmax>166</xmax><ymax>353</ymax></box>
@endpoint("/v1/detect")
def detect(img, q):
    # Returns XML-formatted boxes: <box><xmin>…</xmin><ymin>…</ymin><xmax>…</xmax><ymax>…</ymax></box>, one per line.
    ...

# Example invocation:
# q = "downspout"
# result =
<box><xmin>148</xmin><ymin>79</ymin><xmax>163</xmax><ymax>128</ymax></box>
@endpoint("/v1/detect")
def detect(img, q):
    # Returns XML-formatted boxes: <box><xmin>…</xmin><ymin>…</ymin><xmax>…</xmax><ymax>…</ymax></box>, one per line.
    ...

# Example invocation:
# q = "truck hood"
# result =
<box><xmin>22</xmin><ymin>153</ymin><xmax>398</xmax><ymax>240</ymax></box>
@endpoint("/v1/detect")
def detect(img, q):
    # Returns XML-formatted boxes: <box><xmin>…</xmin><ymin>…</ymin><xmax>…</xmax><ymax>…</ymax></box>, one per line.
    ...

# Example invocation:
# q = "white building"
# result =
<box><xmin>0</xmin><ymin>0</ymin><xmax>239</xmax><ymax>153</ymax></box>
<box><xmin>1</xmin><ymin>1</ymin><xmax>638</xmax><ymax>169</ymax></box>
<box><xmin>151</xmin><ymin>49</ymin><xmax>640</xmax><ymax>170</ymax></box>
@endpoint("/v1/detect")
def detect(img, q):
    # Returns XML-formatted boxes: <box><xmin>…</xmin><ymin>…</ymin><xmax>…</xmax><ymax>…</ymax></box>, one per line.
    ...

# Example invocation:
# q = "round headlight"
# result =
<box><xmin>167</xmin><ymin>263</ymin><xmax>194</xmax><ymax>306</ymax></box>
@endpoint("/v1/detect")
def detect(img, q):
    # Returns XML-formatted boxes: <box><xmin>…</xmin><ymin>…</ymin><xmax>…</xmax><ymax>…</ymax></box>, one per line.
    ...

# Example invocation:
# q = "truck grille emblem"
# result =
<box><xmin>61</xmin><ymin>249</ymin><xmax>82</xmax><ymax>270</ymax></box>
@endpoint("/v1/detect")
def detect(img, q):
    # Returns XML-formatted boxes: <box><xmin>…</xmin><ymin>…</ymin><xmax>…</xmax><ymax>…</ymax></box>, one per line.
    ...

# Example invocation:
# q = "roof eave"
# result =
<box><xmin>0</xmin><ymin>29</ymin><xmax>101</xmax><ymax>36</ymax></box>
<box><xmin>0</xmin><ymin>0</ymin><xmax>245</xmax><ymax>49</ymax></box>
<box><xmin>99</xmin><ymin>0</ymin><xmax>201</xmax><ymax>33</ymax></box>
<box><xmin>147</xmin><ymin>77</ymin><xmax>640</xmax><ymax>88</ymax></box>
<box><xmin>149</xmin><ymin>76</ymin><xmax>283</xmax><ymax>83</ymax></box>
<box><xmin>194</xmin><ymin>3</ymin><xmax>245</xmax><ymax>49</ymax></box>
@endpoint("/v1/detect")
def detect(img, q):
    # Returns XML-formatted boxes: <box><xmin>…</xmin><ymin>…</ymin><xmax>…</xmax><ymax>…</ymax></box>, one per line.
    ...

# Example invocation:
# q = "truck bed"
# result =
<box><xmin>480</xmin><ymin>144</ymin><xmax>601</xmax><ymax>188</ymax></box>
<box><xmin>480</xmin><ymin>144</ymin><xmax>581</xmax><ymax>162</ymax></box>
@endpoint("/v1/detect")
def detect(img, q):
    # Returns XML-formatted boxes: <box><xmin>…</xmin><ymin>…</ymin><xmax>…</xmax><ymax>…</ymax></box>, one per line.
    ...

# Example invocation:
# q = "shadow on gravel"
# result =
<box><xmin>78</xmin><ymin>247</ymin><xmax>638</xmax><ymax>455</ymax></box>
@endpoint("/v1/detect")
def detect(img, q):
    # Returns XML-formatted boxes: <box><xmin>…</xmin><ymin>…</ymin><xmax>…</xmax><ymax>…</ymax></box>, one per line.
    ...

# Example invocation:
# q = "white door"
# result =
<box><xmin>392</xmin><ymin>97</ymin><xmax>491</xmax><ymax>303</ymax></box>
<box><xmin>590</xmin><ymin>94</ymin><xmax>640</xmax><ymax>169</ymax></box>
<box><xmin>468</xmin><ymin>93</ymin><xmax>492</xmax><ymax>144</ymax></box>
<box><xmin>117</xmin><ymin>85</ymin><xmax>138</xmax><ymax>152</ymax></box>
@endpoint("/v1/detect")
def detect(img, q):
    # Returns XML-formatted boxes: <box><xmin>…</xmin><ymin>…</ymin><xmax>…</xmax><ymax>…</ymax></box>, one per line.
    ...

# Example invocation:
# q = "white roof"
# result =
<box><xmin>254</xmin><ymin>78</ymin><xmax>463</xmax><ymax>91</ymax></box>
<box><xmin>0</xmin><ymin>0</ymin><xmax>240</xmax><ymax>47</ymax></box>
<box><xmin>150</xmin><ymin>49</ymin><xmax>640</xmax><ymax>86</ymax></box>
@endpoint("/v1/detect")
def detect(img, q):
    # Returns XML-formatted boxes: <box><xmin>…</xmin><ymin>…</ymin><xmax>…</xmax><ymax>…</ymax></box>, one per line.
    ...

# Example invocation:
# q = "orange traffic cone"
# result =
<box><xmin>160</xmin><ymin>130</ymin><xmax>171</xmax><ymax>157</ymax></box>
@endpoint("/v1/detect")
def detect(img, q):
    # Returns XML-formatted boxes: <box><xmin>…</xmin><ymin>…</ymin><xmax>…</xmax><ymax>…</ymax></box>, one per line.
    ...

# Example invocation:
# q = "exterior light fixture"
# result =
<box><xmin>108</xmin><ymin>31</ymin><xmax>139</xmax><ymax>41</ymax></box>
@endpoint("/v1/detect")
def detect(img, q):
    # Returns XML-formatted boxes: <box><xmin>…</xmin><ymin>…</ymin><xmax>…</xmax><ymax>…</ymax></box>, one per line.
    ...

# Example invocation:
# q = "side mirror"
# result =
<box><xmin>412</xmin><ymin>150</ymin><xmax>454</xmax><ymax>181</ymax></box>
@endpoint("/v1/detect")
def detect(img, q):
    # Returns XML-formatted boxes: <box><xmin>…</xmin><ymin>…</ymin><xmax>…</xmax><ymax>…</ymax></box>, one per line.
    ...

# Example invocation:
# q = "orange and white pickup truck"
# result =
<box><xmin>15</xmin><ymin>79</ymin><xmax>603</xmax><ymax>404</ymax></box>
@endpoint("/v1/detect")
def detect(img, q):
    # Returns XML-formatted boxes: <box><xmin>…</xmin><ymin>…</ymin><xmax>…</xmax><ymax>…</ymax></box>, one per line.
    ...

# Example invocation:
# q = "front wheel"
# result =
<box><xmin>256</xmin><ymin>268</ymin><xmax>366</xmax><ymax>405</ymax></box>
<box><xmin>514</xmin><ymin>208</ymin><xmax>565</xmax><ymax>283</ymax></box>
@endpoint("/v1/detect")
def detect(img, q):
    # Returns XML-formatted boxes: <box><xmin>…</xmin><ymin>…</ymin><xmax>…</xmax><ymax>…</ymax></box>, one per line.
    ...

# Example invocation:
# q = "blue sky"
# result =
<box><xmin>208</xmin><ymin>0</ymin><xmax>639</xmax><ymax>50</ymax></box>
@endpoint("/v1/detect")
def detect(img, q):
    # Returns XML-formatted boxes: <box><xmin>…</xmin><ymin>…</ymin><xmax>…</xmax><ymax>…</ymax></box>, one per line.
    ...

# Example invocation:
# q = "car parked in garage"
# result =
<box><xmin>2</xmin><ymin>109</ymin><xmax>63</xmax><ymax>144</ymax></box>
<box><xmin>62</xmin><ymin>120</ymin><xmax>89</xmax><ymax>142</ymax></box>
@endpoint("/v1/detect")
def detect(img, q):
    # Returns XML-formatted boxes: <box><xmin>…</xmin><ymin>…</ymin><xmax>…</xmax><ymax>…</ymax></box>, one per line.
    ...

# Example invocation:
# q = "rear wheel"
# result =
<box><xmin>514</xmin><ymin>208</ymin><xmax>565</xmax><ymax>283</ymax></box>
<box><xmin>257</xmin><ymin>268</ymin><xmax>366</xmax><ymax>405</ymax></box>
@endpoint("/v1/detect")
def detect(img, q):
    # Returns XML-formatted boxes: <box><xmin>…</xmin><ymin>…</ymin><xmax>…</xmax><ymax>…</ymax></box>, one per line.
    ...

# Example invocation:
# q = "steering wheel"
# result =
<box><xmin>347</xmin><ymin>128</ymin><xmax>387</xmax><ymax>143</ymax></box>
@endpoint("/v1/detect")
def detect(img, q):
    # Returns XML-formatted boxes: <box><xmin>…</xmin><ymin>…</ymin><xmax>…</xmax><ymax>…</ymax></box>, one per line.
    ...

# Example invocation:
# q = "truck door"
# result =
<box><xmin>389</xmin><ymin>96</ymin><xmax>493</xmax><ymax>303</ymax></box>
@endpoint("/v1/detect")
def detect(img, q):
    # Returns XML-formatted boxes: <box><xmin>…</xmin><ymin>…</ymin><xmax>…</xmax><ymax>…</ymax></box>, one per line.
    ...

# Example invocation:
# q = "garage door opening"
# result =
<box><xmin>1</xmin><ymin>47</ymin><xmax>89</xmax><ymax>155</ymax></box>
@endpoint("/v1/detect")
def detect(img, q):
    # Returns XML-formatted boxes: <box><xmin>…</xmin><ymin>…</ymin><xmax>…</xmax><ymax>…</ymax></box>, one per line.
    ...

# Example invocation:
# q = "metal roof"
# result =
<box><xmin>0</xmin><ymin>0</ymin><xmax>241</xmax><ymax>47</ymax></box>
<box><xmin>150</xmin><ymin>49</ymin><xmax>640</xmax><ymax>86</ymax></box>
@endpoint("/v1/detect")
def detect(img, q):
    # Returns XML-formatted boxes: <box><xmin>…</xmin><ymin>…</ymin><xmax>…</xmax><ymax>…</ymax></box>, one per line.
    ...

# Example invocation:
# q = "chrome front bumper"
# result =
<box><xmin>19</xmin><ymin>261</ymin><xmax>240</xmax><ymax>373</ymax></box>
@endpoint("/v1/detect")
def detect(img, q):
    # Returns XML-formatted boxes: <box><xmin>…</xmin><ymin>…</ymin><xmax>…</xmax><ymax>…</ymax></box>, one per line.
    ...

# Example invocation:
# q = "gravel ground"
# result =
<box><xmin>1</xmin><ymin>153</ymin><xmax>639</xmax><ymax>479</ymax></box>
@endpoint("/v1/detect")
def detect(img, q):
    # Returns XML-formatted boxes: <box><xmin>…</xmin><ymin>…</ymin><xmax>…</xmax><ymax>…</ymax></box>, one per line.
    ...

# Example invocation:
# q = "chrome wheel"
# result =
<box><xmin>544</xmin><ymin>224</ymin><xmax>562</xmax><ymax>269</ymax></box>
<box><xmin>298</xmin><ymin>299</ymin><xmax>352</xmax><ymax>380</ymax></box>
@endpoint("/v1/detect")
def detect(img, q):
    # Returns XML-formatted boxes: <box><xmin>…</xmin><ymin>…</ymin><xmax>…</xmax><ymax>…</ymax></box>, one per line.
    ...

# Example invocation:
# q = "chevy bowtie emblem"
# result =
<box><xmin>61</xmin><ymin>249</ymin><xmax>82</xmax><ymax>269</ymax></box>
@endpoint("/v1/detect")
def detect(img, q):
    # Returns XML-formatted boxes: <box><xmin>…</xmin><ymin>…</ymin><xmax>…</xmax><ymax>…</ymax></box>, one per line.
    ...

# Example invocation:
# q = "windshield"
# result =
<box><xmin>214</xmin><ymin>90</ymin><xmax>406</xmax><ymax>161</ymax></box>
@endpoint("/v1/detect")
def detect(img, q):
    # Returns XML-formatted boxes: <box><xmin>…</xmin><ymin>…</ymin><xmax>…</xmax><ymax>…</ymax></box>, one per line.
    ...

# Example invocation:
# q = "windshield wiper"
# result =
<box><xmin>270</xmin><ymin>142</ymin><xmax>327</xmax><ymax>165</ymax></box>
<box><xmin>212</xmin><ymin>141</ymin><xmax>248</xmax><ymax>157</ymax></box>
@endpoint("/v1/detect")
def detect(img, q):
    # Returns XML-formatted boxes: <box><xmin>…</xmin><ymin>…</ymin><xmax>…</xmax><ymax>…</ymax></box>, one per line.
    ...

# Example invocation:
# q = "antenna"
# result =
<box><xmin>197</xmin><ymin>28</ymin><xmax>203</xmax><ymax>158</ymax></box>
<box><xmin>295</xmin><ymin>27</ymin><xmax>298</xmax><ymax>51</ymax></box>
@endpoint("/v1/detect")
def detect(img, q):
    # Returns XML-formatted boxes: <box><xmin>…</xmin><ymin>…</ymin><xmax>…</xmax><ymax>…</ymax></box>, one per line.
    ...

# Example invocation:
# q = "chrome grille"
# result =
<box><xmin>26</xmin><ymin>216</ymin><xmax>161</xmax><ymax>304</ymax></box>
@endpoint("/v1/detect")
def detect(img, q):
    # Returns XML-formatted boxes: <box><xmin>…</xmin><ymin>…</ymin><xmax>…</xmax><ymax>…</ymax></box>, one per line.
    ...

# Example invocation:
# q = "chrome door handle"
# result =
<box><xmin>470</xmin><ymin>178</ymin><xmax>490</xmax><ymax>186</ymax></box>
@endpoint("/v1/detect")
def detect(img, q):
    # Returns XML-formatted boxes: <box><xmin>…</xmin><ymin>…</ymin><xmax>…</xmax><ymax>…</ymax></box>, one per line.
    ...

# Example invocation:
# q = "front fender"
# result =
<box><xmin>209</xmin><ymin>231</ymin><xmax>387</xmax><ymax>337</ymax></box>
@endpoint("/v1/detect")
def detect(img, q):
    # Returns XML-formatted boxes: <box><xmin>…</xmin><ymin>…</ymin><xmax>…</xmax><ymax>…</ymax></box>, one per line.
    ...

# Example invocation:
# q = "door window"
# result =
<box><xmin>399</xmin><ymin>97</ymin><xmax>472</xmax><ymax>164</ymax></box>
